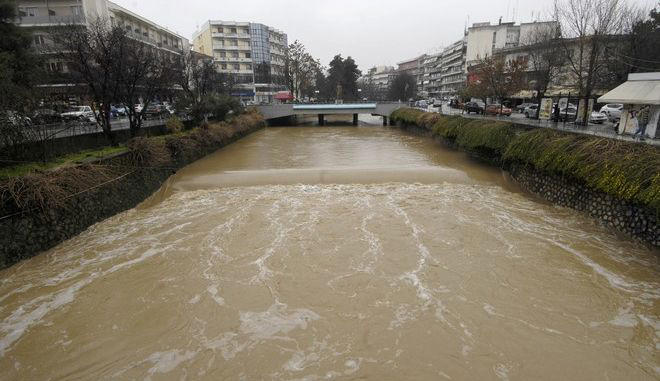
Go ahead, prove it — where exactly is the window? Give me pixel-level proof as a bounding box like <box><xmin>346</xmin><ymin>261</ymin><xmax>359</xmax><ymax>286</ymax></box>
<box><xmin>217</xmin><ymin>27</ymin><xmax>223</xmax><ymax>33</ymax></box>
<box><xmin>230</xmin><ymin>40</ymin><xmax>237</xmax><ymax>46</ymax></box>
<box><xmin>48</xmin><ymin>9</ymin><xmax>56</xmax><ymax>16</ymax></box>
<box><xmin>245</xmin><ymin>52</ymin><xmax>251</xmax><ymax>58</ymax></box>
<box><xmin>230</xmin><ymin>28</ymin><xmax>237</xmax><ymax>34</ymax></box>
<box><xmin>48</xmin><ymin>62</ymin><xmax>63</xmax><ymax>72</ymax></box>
<box><xmin>220</xmin><ymin>51</ymin><xmax>226</xmax><ymax>58</ymax></box>
<box><xmin>33</xmin><ymin>35</ymin><xmax>45</xmax><ymax>46</ymax></box>
<box><xmin>221</xmin><ymin>63</ymin><xmax>227</xmax><ymax>69</ymax></box>
<box><xmin>233</xmin><ymin>64</ymin><xmax>240</xmax><ymax>70</ymax></box>
<box><xmin>246</xmin><ymin>64</ymin><xmax>252</xmax><ymax>70</ymax></box>
<box><xmin>232</xmin><ymin>52</ymin><xmax>239</xmax><ymax>58</ymax></box>
<box><xmin>19</xmin><ymin>7</ymin><xmax>38</xmax><ymax>17</ymax></box>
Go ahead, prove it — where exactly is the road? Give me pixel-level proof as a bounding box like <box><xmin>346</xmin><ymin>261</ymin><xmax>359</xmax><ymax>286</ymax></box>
<box><xmin>29</xmin><ymin>116</ymin><xmax>173</xmax><ymax>140</ymax></box>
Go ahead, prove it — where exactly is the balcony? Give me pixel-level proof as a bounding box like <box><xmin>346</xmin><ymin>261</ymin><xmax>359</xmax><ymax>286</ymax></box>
<box><xmin>17</xmin><ymin>13</ymin><xmax>86</xmax><ymax>26</ymax></box>
<box><xmin>215</xmin><ymin>57</ymin><xmax>253</xmax><ymax>63</ymax></box>
<box><xmin>212</xmin><ymin>44</ymin><xmax>250</xmax><ymax>51</ymax></box>
<box><xmin>211</xmin><ymin>32</ymin><xmax>251</xmax><ymax>39</ymax></box>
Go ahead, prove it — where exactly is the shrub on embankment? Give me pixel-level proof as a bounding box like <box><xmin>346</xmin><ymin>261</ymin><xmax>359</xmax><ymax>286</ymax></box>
<box><xmin>390</xmin><ymin>108</ymin><xmax>660</xmax><ymax>216</ymax></box>
<box><xmin>0</xmin><ymin>110</ymin><xmax>265</xmax><ymax>269</ymax></box>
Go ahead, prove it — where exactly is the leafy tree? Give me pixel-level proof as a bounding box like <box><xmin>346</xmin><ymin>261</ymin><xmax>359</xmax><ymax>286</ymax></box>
<box><xmin>326</xmin><ymin>54</ymin><xmax>362</xmax><ymax>101</ymax></box>
<box><xmin>388</xmin><ymin>73</ymin><xmax>416</xmax><ymax>101</ymax></box>
<box><xmin>0</xmin><ymin>0</ymin><xmax>42</xmax><ymax>111</ymax></box>
<box><xmin>602</xmin><ymin>5</ymin><xmax>660</xmax><ymax>87</ymax></box>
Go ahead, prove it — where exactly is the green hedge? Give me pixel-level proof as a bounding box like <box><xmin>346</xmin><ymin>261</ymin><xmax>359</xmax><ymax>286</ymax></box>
<box><xmin>390</xmin><ymin>108</ymin><xmax>660</xmax><ymax>213</ymax></box>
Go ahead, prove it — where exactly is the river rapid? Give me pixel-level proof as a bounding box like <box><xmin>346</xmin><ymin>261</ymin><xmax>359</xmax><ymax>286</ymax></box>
<box><xmin>0</xmin><ymin>125</ymin><xmax>658</xmax><ymax>380</ymax></box>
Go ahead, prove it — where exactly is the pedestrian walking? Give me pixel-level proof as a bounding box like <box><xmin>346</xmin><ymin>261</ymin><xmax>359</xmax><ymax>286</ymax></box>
<box><xmin>631</xmin><ymin>111</ymin><xmax>643</xmax><ymax>140</ymax></box>
<box><xmin>633</xmin><ymin>107</ymin><xmax>651</xmax><ymax>140</ymax></box>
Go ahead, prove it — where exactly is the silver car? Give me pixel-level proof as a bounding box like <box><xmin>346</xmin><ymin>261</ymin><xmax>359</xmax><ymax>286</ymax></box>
<box><xmin>599</xmin><ymin>104</ymin><xmax>623</xmax><ymax>121</ymax></box>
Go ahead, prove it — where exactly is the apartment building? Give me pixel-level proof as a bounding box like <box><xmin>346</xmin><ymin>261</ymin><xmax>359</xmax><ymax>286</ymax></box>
<box><xmin>396</xmin><ymin>55</ymin><xmax>427</xmax><ymax>98</ymax></box>
<box><xmin>420</xmin><ymin>53</ymin><xmax>442</xmax><ymax>99</ymax></box>
<box><xmin>193</xmin><ymin>20</ymin><xmax>288</xmax><ymax>103</ymax></box>
<box><xmin>439</xmin><ymin>37</ymin><xmax>467</xmax><ymax>99</ymax></box>
<box><xmin>465</xmin><ymin>20</ymin><xmax>557</xmax><ymax>69</ymax></box>
<box><xmin>15</xmin><ymin>0</ymin><xmax>190</xmax><ymax>80</ymax></box>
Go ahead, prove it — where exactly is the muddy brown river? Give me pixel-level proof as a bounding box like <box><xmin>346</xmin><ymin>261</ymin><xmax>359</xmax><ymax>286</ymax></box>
<box><xmin>1</xmin><ymin>125</ymin><xmax>659</xmax><ymax>380</ymax></box>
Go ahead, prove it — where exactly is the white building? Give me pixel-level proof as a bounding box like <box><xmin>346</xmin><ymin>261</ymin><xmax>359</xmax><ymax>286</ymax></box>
<box><xmin>193</xmin><ymin>20</ymin><xmax>288</xmax><ymax>103</ymax></box>
<box><xmin>439</xmin><ymin>37</ymin><xmax>467</xmax><ymax>99</ymax></box>
<box><xmin>15</xmin><ymin>0</ymin><xmax>190</xmax><ymax>77</ymax></box>
<box><xmin>465</xmin><ymin>20</ymin><xmax>557</xmax><ymax>68</ymax></box>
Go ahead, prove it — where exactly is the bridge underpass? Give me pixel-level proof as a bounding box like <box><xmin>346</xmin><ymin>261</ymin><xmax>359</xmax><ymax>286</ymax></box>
<box><xmin>255</xmin><ymin>102</ymin><xmax>405</xmax><ymax>126</ymax></box>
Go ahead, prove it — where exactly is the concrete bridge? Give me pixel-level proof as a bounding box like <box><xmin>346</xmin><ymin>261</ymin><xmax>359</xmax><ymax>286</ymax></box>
<box><xmin>255</xmin><ymin>102</ymin><xmax>405</xmax><ymax>126</ymax></box>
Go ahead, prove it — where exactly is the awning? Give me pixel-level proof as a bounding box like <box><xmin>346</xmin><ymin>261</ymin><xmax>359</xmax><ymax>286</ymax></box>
<box><xmin>598</xmin><ymin>72</ymin><xmax>660</xmax><ymax>105</ymax></box>
<box><xmin>274</xmin><ymin>91</ymin><xmax>293</xmax><ymax>100</ymax></box>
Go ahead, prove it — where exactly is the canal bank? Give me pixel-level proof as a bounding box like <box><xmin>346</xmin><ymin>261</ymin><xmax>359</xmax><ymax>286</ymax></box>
<box><xmin>0</xmin><ymin>111</ymin><xmax>265</xmax><ymax>269</ymax></box>
<box><xmin>390</xmin><ymin>108</ymin><xmax>660</xmax><ymax>247</ymax></box>
<box><xmin>0</xmin><ymin>124</ymin><xmax>657</xmax><ymax>380</ymax></box>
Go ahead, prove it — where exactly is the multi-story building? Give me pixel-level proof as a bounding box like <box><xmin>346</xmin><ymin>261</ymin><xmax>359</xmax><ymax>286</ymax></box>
<box><xmin>15</xmin><ymin>0</ymin><xmax>190</xmax><ymax>84</ymax></box>
<box><xmin>359</xmin><ymin>65</ymin><xmax>396</xmax><ymax>100</ymax></box>
<box><xmin>396</xmin><ymin>54</ymin><xmax>427</xmax><ymax>98</ymax></box>
<box><xmin>193</xmin><ymin>20</ymin><xmax>288</xmax><ymax>103</ymax></box>
<box><xmin>420</xmin><ymin>53</ymin><xmax>442</xmax><ymax>99</ymax></box>
<box><xmin>439</xmin><ymin>37</ymin><xmax>467</xmax><ymax>99</ymax></box>
<box><xmin>465</xmin><ymin>20</ymin><xmax>557</xmax><ymax>69</ymax></box>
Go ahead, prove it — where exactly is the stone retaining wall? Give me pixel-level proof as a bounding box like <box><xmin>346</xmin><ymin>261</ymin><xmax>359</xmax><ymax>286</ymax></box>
<box><xmin>0</xmin><ymin>118</ymin><xmax>264</xmax><ymax>269</ymax></box>
<box><xmin>396</xmin><ymin>122</ymin><xmax>659</xmax><ymax>247</ymax></box>
<box><xmin>508</xmin><ymin>164</ymin><xmax>659</xmax><ymax>246</ymax></box>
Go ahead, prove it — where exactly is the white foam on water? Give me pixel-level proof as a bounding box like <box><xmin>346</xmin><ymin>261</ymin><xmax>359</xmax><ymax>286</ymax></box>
<box><xmin>145</xmin><ymin>349</ymin><xmax>197</xmax><ymax>376</ymax></box>
<box><xmin>609</xmin><ymin>303</ymin><xmax>638</xmax><ymax>328</ymax></box>
<box><xmin>206</xmin><ymin>285</ymin><xmax>225</xmax><ymax>306</ymax></box>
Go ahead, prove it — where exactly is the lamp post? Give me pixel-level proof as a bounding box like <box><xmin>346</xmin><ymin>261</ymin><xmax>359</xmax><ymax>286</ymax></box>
<box><xmin>358</xmin><ymin>88</ymin><xmax>362</xmax><ymax>102</ymax></box>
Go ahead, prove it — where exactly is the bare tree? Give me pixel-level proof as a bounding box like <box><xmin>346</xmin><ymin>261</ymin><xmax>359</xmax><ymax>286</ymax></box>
<box><xmin>53</xmin><ymin>19</ymin><xmax>124</xmax><ymax>144</ymax></box>
<box><xmin>173</xmin><ymin>51</ymin><xmax>215</xmax><ymax>120</ymax></box>
<box><xmin>115</xmin><ymin>38</ymin><xmax>175</xmax><ymax>136</ymax></box>
<box><xmin>553</xmin><ymin>0</ymin><xmax>630</xmax><ymax>123</ymax></box>
<box><xmin>472</xmin><ymin>55</ymin><xmax>527</xmax><ymax>107</ymax></box>
<box><xmin>285</xmin><ymin>41</ymin><xmax>321</xmax><ymax>100</ymax></box>
<box><xmin>521</xmin><ymin>22</ymin><xmax>564</xmax><ymax>117</ymax></box>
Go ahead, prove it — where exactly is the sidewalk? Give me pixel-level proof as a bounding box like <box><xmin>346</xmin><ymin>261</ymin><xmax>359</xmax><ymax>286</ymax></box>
<box><xmin>420</xmin><ymin>105</ymin><xmax>660</xmax><ymax>147</ymax></box>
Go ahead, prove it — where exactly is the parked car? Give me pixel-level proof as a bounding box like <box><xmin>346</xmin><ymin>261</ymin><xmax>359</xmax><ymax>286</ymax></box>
<box><xmin>143</xmin><ymin>104</ymin><xmax>168</xmax><ymax>119</ymax></box>
<box><xmin>599</xmin><ymin>103</ymin><xmax>623</xmax><ymax>121</ymax></box>
<box><xmin>32</xmin><ymin>109</ymin><xmax>62</xmax><ymax>124</ymax></box>
<box><xmin>515</xmin><ymin>103</ymin><xmax>535</xmax><ymax>113</ymax></box>
<box><xmin>589</xmin><ymin>111</ymin><xmax>608</xmax><ymax>124</ymax></box>
<box><xmin>114</xmin><ymin>105</ymin><xmax>127</xmax><ymax>117</ymax></box>
<box><xmin>485</xmin><ymin>104</ymin><xmax>512</xmax><ymax>116</ymax></box>
<box><xmin>558</xmin><ymin>106</ymin><xmax>578</xmax><ymax>121</ymax></box>
<box><xmin>523</xmin><ymin>104</ymin><xmax>539</xmax><ymax>118</ymax></box>
<box><xmin>463</xmin><ymin>101</ymin><xmax>484</xmax><ymax>114</ymax></box>
<box><xmin>61</xmin><ymin>106</ymin><xmax>95</xmax><ymax>122</ymax></box>
<box><xmin>415</xmin><ymin>100</ymin><xmax>428</xmax><ymax>109</ymax></box>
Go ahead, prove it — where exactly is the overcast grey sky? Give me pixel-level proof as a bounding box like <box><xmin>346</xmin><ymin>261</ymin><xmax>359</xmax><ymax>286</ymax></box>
<box><xmin>113</xmin><ymin>0</ymin><xmax>553</xmax><ymax>71</ymax></box>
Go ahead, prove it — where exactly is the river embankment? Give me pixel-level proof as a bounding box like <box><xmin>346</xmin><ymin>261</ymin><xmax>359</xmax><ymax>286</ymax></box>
<box><xmin>390</xmin><ymin>108</ymin><xmax>660</xmax><ymax>247</ymax></box>
<box><xmin>0</xmin><ymin>111</ymin><xmax>265</xmax><ymax>269</ymax></box>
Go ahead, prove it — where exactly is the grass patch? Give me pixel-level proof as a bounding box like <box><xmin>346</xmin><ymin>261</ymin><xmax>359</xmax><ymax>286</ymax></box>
<box><xmin>0</xmin><ymin>146</ymin><xmax>128</xmax><ymax>179</ymax></box>
<box><xmin>391</xmin><ymin>107</ymin><xmax>660</xmax><ymax>213</ymax></box>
